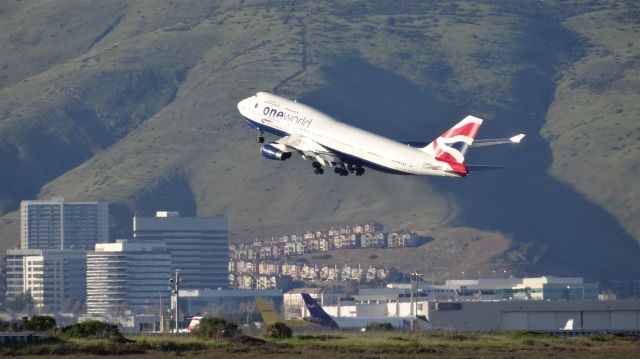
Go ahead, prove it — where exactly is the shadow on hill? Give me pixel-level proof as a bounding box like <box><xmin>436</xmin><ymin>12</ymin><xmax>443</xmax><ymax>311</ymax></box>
<box><xmin>302</xmin><ymin>53</ymin><xmax>639</xmax><ymax>281</ymax></box>
<box><xmin>109</xmin><ymin>174</ymin><xmax>197</xmax><ymax>239</ymax></box>
<box><xmin>0</xmin><ymin>66</ymin><xmax>188</xmax><ymax>217</ymax></box>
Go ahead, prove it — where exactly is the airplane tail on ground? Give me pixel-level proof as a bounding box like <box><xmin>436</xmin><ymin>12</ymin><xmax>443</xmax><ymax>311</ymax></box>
<box><xmin>256</xmin><ymin>296</ymin><xmax>285</xmax><ymax>324</ymax></box>
<box><xmin>186</xmin><ymin>316</ymin><xmax>203</xmax><ymax>332</ymax></box>
<box><xmin>301</xmin><ymin>293</ymin><xmax>339</xmax><ymax>329</ymax></box>
<box><xmin>420</xmin><ymin>115</ymin><xmax>483</xmax><ymax>164</ymax></box>
<box><xmin>562</xmin><ymin>318</ymin><xmax>575</xmax><ymax>331</ymax></box>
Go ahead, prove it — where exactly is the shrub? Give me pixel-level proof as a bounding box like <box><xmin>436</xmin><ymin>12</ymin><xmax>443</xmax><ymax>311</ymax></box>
<box><xmin>62</xmin><ymin>320</ymin><xmax>124</xmax><ymax>340</ymax></box>
<box><xmin>261</xmin><ymin>322</ymin><xmax>292</xmax><ymax>339</ymax></box>
<box><xmin>23</xmin><ymin>315</ymin><xmax>56</xmax><ymax>332</ymax></box>
<box><xmin>192</xmin><ymin>317</ymin><xmax>239</xmax><ymax>340</ymax></box>
<box><xmin>365</xmin><ymin>322</ymin><xmax>394</xmax><ymax>331</ymax></box>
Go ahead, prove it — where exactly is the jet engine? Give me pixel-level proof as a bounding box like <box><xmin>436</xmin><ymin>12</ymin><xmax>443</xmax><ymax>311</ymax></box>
<box><xmin>260</xmin><ymin>143</ymin><xmax>292</xmax><ymax>161</ymax></box>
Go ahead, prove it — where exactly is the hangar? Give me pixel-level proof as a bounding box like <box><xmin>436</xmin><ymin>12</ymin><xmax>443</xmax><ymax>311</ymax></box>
<box><xmin>425</xmin><ymin>300</ymin><xmax>640</xmax><ymax>332</ymax></box>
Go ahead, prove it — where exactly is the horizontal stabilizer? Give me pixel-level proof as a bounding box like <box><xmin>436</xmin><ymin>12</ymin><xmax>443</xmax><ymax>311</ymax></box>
<box><xmin>472</xmin><ymin>134</ymin><xmax>525</xmax><ymax>147</ymax></box>
<box><xmin>466</xmin><ymin>164</ymin><xmax>508</xmax><ymax>171</ymax></box>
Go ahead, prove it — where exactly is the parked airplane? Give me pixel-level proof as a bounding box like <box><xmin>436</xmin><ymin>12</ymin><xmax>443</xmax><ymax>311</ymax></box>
<box><xmin>179</xmin><ymin>316</ymin><xmax>202</xmax><ymax>333</ymax></box>
<box><xmin>300</xmin><ymin>293</ymin><xmax>431</xmax><ymax>331</ymax></box>
<box><xmin>255</xmin><ymin>296</ymin><xmax>313</xmax><ymax>328</ymax></box>
<box><xmin>237</xmin><ymin>92</ymin><xmax>524</xmax><ymax>177</ymax></box>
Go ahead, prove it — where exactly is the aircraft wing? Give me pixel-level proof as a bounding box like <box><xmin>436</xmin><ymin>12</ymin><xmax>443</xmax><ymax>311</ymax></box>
<box><xmin>471</xmin><ymin>134</ymin><xmax>525</xmax><ymax>147</ymax></box>
<box><xmin>275</xmin><ymin>134</ymin><xmax>341</xmax><ymax>166</ymax></box>
<box><xmin>400</xmin><ymin>134</ymin><xmax>525</xmax><ymax>148</ymax></box>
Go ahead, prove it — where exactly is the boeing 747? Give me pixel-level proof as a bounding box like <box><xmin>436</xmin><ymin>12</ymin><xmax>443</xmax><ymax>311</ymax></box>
<box><xmin>237</xmin><ymin>92</ymin><xmax>524</xmax><ymax>177</ymax></box>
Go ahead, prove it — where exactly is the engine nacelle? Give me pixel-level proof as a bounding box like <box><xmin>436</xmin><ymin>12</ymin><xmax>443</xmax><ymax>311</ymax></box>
<box><xmin>260</xmin><ymin>144</ymin><xmax>292</xmax><ymax>161</ymax></box>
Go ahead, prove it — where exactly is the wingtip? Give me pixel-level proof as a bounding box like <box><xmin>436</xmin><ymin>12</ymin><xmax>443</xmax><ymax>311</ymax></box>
<box><xmin>510</xmin><ymin>134</ymin><xmax>525</xmax><ymax>143</ymax></box>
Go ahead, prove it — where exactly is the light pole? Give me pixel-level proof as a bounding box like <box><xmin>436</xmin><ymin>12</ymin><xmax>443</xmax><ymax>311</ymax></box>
<box><xmin>170</xmin><ymin>269</ymin><xmax>182</xmax><ymax>333</ymax></box>
<box><xmin>410</xmin><ymin>271</ymin><xmax>422</xmax><ymax>331</ymax></box>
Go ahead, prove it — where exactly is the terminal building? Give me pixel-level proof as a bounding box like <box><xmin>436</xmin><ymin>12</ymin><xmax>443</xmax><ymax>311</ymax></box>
<box><xmin>86</xmin><ymin>240</ymin><xmax>171</xmax><ymax>317</ymax></box>
<box><xmin>280</xmin><ymin>277</ymin><xmax>638</xmax><ymax>332</ymax></box>
<box><xmin>444</xmin><ymin>276</ymin><xmax>599</xmax><ymax>300</ymax></box>
<box><xmin>133</xmin><ymin>211</ymin><xmax>228</xmax><ymax>290</ymax></box>
<box><xmin>423</xmin><ymin>300</ymin><xmax>640</xmax><ymax>331</ymax></box>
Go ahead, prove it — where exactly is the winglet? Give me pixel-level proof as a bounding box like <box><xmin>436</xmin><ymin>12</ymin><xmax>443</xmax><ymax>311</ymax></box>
<box><xmin>510</xmin><ymin>134</ymin><xmax>525</xmax><ymax>143</ymax></box>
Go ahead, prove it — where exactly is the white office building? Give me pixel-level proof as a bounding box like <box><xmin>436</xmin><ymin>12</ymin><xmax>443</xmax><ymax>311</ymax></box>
<box><xmin>20</xmin><ymin>250</ymin><xmax>87</xmax><ymax>312</ymax></box>
<box><xmin>133</xmin><ymin>212</ymin><xmax>228</xmax><ymax>290</ymax></box>
<box><xmin>5</xmin><ymin>249</ymin><xmax>43</xmax><ymax>301</ymax></box>
<box><xmin>86</xmin><ymin>240</ymin><xmax>171</xmax><ymax>317</ymax></box>
<box><xmin>21</xmin><ymin>198</ymin><xmax>109</xmax><ymax>250</ymax></box>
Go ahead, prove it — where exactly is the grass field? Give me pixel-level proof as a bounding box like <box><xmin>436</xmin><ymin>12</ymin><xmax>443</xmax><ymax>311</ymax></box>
<box><xmin>2</xmin><ymin>331</ymin><xmax>638</xmax><ymax>358</ymax></box>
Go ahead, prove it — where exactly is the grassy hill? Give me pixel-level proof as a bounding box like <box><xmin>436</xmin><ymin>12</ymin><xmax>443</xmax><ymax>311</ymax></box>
<box><xmin>0</xmin><ymin>1</ymin><xmax>638</xmax><ymax>281</ymax></box>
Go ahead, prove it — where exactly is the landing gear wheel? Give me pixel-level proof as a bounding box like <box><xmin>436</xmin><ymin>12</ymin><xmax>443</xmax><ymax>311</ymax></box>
<box><xmin>355</xmin><ymin>167</ymin><xmax>365</xmax><ymax>176</ymax></box>
<box><xmin>312</xmin><ymin>161</ymin><xmax>321</xmax><ymax>169</ymax></box>
<box><xmin>314</xmin><ymin>168</ymin><xmax>324</xmax><ymax>175</ymax></box>
<box><xmin>257</xmin><ymin>136</ymin><xmax>265</xmax><ymax>143</ymax></box>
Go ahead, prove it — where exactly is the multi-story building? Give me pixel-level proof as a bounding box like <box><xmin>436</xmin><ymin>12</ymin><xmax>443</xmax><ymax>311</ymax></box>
<box><xmin>20</xmin><ymin>198</ymin><xmax>108</xmax><ymax>250</ymax></box>
<box><xmin>361</xmin><ymin>233</ymin><xmax>385</xmax><ymax>248</ymax></box>
<box><xmin>20</xmin><ymin>250</ymin><xmax>87</xmax><ymax>312</ymax></box>
<box><xmin>86</xmin><ymin>240</ymin><xmax>171</xmax><ymax>317</ymax></box>
<box><xmin>5</xmin><ymin>249</ymin><xmax>45</xmax><ymax>301</ymax></box>
<box><xmin>133</xmin><ymin>211</ymin><xmax>228</xmax><ymax>290</ymax></box>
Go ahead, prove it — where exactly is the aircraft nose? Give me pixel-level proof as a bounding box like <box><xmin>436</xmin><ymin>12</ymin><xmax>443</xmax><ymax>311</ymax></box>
<box><xmin>237</xmin><ymin>98</ymin><xmax>249</xmax><ymax>112</ymax></box>
<box><xmin>237</xmin><ymin>97</ymin><xmax>256</xmax><ymax>116</ymax></box>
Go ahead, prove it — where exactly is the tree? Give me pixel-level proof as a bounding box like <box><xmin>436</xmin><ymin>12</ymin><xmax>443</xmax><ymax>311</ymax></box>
<box><xmin>22</xmin><ymin>315</ymin><xmax>56</xmax><ymax>331</ymax></box>
<box><xmin>193</xmin><ymin>317</ymin><xmax>239</xmax><ymax>340</ymax></box>
<box><xmin>261</xmin><ymin>322</ymin><xmax>292</xmax><ymax>339</ymax></box>
<box><xmin>62</xmin><ymin>320</ymin><xmax>123</xmax><ymax>340</ymax></box>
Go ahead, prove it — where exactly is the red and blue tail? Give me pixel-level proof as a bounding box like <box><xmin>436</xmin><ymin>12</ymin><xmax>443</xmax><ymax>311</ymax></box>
<box><xmin>421</xmin><ymin>115</ymin><xmax>483</xmax><ymax>163</ymax></box>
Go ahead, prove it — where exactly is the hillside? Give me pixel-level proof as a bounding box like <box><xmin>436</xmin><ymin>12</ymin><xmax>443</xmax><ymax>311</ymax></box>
<box><xmin>301</xmin><ymin>227</ymin><xmax>521</xmax><ymax>283</ymax></box>
<box><xmin>0</xmin><ymin>1</ymin><xmax>638</xmax><ymax>281</ymax></box>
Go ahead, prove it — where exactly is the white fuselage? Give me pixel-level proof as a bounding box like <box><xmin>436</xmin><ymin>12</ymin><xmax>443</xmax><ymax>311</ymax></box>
<box><xmin>332</xmin><ymin>315</ymin><xmax>412</xmax><ymax>330</ymax></box>
<box><xmin>237</xmin><ymin>92</ymin><xmax>461</xmax><ymax>177</ymax></box>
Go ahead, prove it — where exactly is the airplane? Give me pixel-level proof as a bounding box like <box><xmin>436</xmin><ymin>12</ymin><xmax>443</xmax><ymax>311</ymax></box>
<box><xmin>237</xmin><ymin>92</ymin><xmax>524</xmax><ymax>177</ymax></box>
<box><xmin>186</xmin><ymin>316</ymin><xmax>203</xmax><ymax>332</ymax></box>
<box><xmin>255</xmin><ymin>296</ymin><xmax>314</xmax><ymax>329</ymax></box>
<box><xmin>300</xmin><ymin>293</ymin><xmax>431</xmax><ymax>331</ymax></box>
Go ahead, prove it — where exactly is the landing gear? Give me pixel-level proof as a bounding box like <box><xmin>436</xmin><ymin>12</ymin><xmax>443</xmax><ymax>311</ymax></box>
<box><xmin>334</xmin><ymin>166</ymin><xmax>349</xmax><ymax>176</ymax></box>
<box><xmin>312</xmin><ymin>161</ymin><xmax>324</xmax><ymax>175</ymax></box>
<box><xmin>333</xmin><ymin>164</ymin><xmax>364</xmax><ymax>176</ymax></box>
<box><xmin>256</xmin><ymin>129</ymin><xmax>264</xmax><ymax>143</ymax></box>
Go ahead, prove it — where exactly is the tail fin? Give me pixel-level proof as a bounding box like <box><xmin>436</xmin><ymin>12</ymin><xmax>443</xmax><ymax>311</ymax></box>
<box><xmin>421</xmin><ymin>115</ymin><xmax>483</xmax><ymax>164</ymax></box>
<box><xmin>562</xmin><ymin>318</ymin><xmax>574</xmax><ymax>331</ymax></box>
<box><xmin>301</xmin><ymin>293</ymin><xmax>339</xmax><ymax>329</ymax></box>
<box><xmin>256</xmin><ymin>296</ymin><xmax>284</xmax><ymax>324</ymax></box>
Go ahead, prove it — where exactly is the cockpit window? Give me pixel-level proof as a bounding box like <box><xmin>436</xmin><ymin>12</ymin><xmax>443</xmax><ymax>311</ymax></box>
<box><xmin>254</xmin><ymin>103</ymin><xmax>258</xmax><ymax>108</ymax></box>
